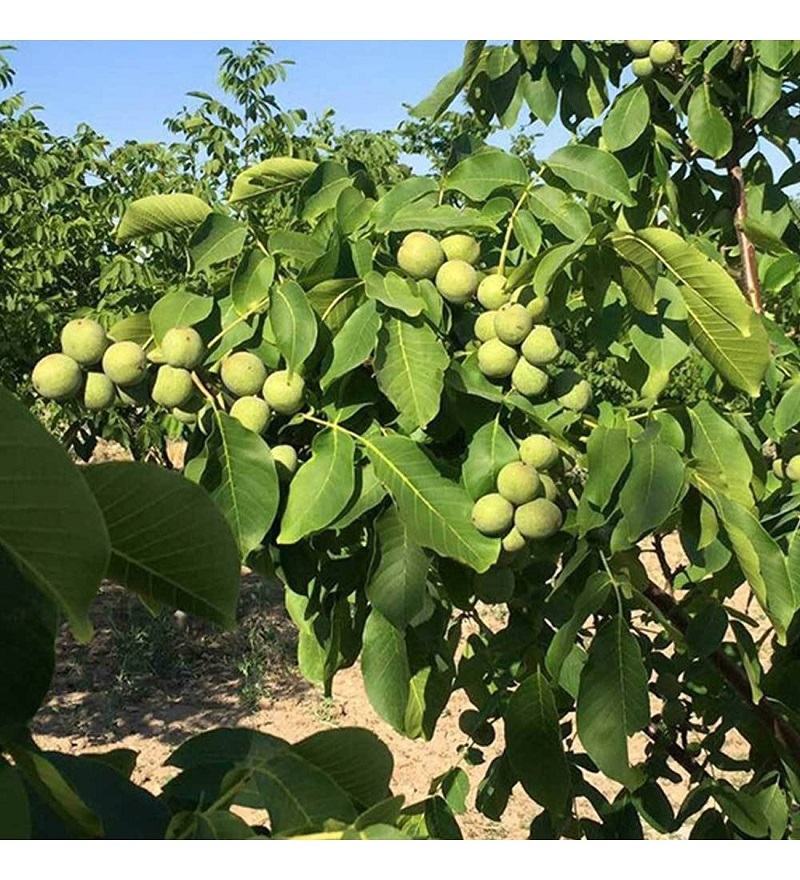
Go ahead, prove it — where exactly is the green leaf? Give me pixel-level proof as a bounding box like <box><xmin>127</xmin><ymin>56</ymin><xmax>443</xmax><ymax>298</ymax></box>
<box><xmin>688</xmin><ymin>85</ymin><xmax>733</xmax><ymax>159</ymax></box>
<box><xmin>582</xmin><ymin>426</ymin><xmax>631</xmax><ymax>510</ymax></box>
<box><xmin>576</xmin><ymin>617</ymin><xmax>649</xmax><ymax>789</ymax></box>
<box><xmin>774</xmin><ymin>383</ymin><xmax>800</xmax><ymax>437</ymax></box>
<box><xmin>385</xmin><ymin>203</ymin><xmax>496</xmax><ymax>233</ymax></box>
<box><xmin>0</xmin><ymin>386</ymin><xmax>109</xmax><ymax>641</ymax></box>
<box><xmin>292</xmin><ymin>728</ymin><xmax>393</xmax><ymax>809</ymax></box>
<box><xmin>149</xmin><ymin>290</ymin><xmax>214</xmax><ymax>345</ymax></box>
<box><xmin>82</xmin><ymin>462</ymin><xmax>240</xmax><ymax>628</ymax></box>
<box><xmin>528</xmin><ymin>185</ymin><xmax>592</xmax><ymax>240</ymax></box>
<box><xmin>108</xmin><ymin>313</ymin><xmax>151</xmax><ymax>346</ymax></box>
<box><xmin>189</xmin><ymin>213</ymin><xmax>248</xmax><ymax>273</ymax></box>
<box><xmin>505</xmin><ymin>671</ymin><xmax>572</xmax><ymax>815</ymax></box>
<box><xmin>689</xmin><ymin>401</ymin><xmax>754</xmax><ymax>506</ymax></box>
<box><xmin>602</xmin><ymin>85</ymin><xmax>650</xmax><ymax>152</ymax></box>
<box><xmin>371</xmin><ymin>178</ymin><xmax>438</xmax><ymax>234</ymax></box>
<box><xmin>513</xmin><ymin>210</ymin><xmax>542</xmax><ymax>256</ymax></box>
<box><xmin>278</xmin><ymin>429</ymin><xmax>356</xmax><ymax>544</ymax></box>
<box><xmin>229</xmin><ymin>157</ymin><xmax>317</xmax><ymax>204</ymax></box>
<box><xmin>270</xmin><ymin>280</ymin><xmax>319</xmax><ymax>374</ymax></box>
<box><xmin>299</xmin><ymin>161</ymin><xmax>352</xmax><ymax>222</ymax></box>
<box><xmin>686</xmin><ymin>603</ymin><xmax>728</xmax><ymax>657</ymax></box>
<box><xmin>320</xmin><ymin>299</ymin><xmax>381</xmax><ymax>390</ymax></box>
<box><xmin>748</xmin><ymin>62</ymin><xmax>783</xmax><ymax>119</ymax></box>
<box><xmin>169</xmin><ymin>811</ymin><xmax>256</xmax><ymax>839</ymax></box>
<box><xmin>365</xmin><ymin>271</ymin><xmax>423</xmax><ymax>317</ymax></box>
<box><xmin>374</xmin><ymin>312</ymin><xmax>449</xmax><ymax>431</ymax></box>
<box><xmin>435</xmin><ymin>768</ymin><xmax>469</xmax><ymax>815</ymax></box>
<box><xmin>367</xmin><ymin>507</ymin><xmax>430</xmax><ymax>630</ymax></box>
<box><xmin>410</xmin><ymin>40</ymin><xmax>486</xmax><ymax>120</ymax></box>
<box><xmin>200</xmin><ymin>412</ymin><xmax>280</xmax><ymax>561</ymax></box>
<box><xmin>115</xmin><ymin>193</ymin><xmax>211</xmax><ymax>242</ymax></box>
<box><xmin>269</xmin><ymin>230</ymin><xmax>324</xmax><ymax>264</ymax></box>
<box><xmin>619</xmin><ymin>436</ymin><xmax>685</xmax><ymax>543</ymax></box>
<box><xmin>443</xmin><ymin>149</ymin><xmax>529</xmax><ymax>201</ymax></box>
<box><xmin>231</xmin><ymin>247</ymin><xmax>274</xmax><ymax>317</ymax></box>
<box><xmin>753</xmin><ymin>40</ymin><xmax>795</xmax><ymax>72</ymax></box>
<box><xmin>0</xmin><ymin>551</ymin><xmax>57</xmax><ymax>727</ymax></box>
<box><xmin>336</xmin><ymin>187</ymin><xmax>373</xmax><ymax>235</ymax></box>
<box><xmin>545</xmin><ymin>145</ymin><xmax>634</xmax><ymax>206</ymax></box>
<box><xmin>730</xmin><ymin>620</ymin><xmax>763</xmax><ymax>704</ymax></box>
<box><xmin>361</xmin><ymin>609</ymin><xmax>410</xmax><ymax>731</ymax></box>
<box><xmin>712</xmin><ymin>781</ymin><xmax>769</xmax><ymax>838</ymax></box>
<box><xmin>611</xmin><ymin>228</ymin><xmax>769</xmax><ymax>395</ymax></box>
<box><xmin>461</xmin><ymin>418</ymin><xmax>519</xmax><ymax>501</ymax></box>
<box><xmin>0</xmin><ymin>759</ymin><xmax>30</xmax><ymax>839</ymax></box>
<box><xmin>330</xmin><ymin>461</ymin><xmax>388</xmax><ymax>531</ymax></box>
<box><xmin>703</xmin><ymin>488</ymin><xmax>795</xmax><ymax>640</ymax></box>
<box><xmin>545</xmin><ymin>572</ymin><xmax>611</xmax><ymax>680</ymax></box>
<box><xmin>364</xmin><ymin>432</ymin><xmax>499</xmax><ymax>572</ymax></box>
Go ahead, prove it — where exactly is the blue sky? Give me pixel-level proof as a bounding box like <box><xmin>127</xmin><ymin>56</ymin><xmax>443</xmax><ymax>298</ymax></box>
<box><xmin>10</xmin><ymin>42</ymin><xmax>471</xmax><ymax>142</ymax></box>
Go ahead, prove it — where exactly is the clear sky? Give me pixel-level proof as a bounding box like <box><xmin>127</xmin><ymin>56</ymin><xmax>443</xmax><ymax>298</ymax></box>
<box><xmin>9</xmin><ymin>42</ymin><xmax>471</xmax><ymax>142</ymax></box>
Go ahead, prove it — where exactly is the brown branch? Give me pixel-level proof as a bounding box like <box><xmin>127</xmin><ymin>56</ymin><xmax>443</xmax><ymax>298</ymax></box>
<box><xmin>643</xmin><ymin>580</ymin><xmax>800</xmax><ymax>768</ymax></box>
<box><xmin>726</xmin><ymin>157</ymin><xmax>763</xmax><ymax>314</ymax></box>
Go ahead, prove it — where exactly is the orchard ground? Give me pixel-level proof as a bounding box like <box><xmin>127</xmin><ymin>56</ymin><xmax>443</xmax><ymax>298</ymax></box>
<box><xmin>30</xmin><ymin>439</ymin><xmax>761</xmax><ymax>840</ymax></box>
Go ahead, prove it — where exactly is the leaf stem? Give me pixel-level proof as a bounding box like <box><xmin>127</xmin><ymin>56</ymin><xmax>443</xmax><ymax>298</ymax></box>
<box><xmin>498</xmin><ymin>182</ymin><xmax>534</xmax><ymax>277</ymax></box>
<box><xmin>206</xmin><ymin>297</ymin><xmax>269</xmax><ymax>349</ymax></box>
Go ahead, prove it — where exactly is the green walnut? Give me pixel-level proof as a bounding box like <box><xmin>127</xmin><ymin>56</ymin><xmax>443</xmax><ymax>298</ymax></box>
<box><xmin>512</xmin><ymin>285</ymin><xmax>550</xmax><ymax>323</ymax></box>
<box><xmin>471</xmin><ymin>493</ymin><xmax>515</xmax><ymax>536</ymax></box>
<box><xmin>626</xmin><ymin>40</ymin><xmax>654</xmax><ymax>56</ymax></box>
<box><xmin>553</xmin><ymin>370</ymin><xmax>593</xmax><ymax>412</ymax></box>
<box><xmin>474</xmin><ymin>568</ymin><xmax>514</xmax><ymax>604</ymax></box>
<box><xmin>60</xmin><ymin>318</ymin><xmax>108</xmax><ymax>366</ymax></box>
<box><xmin>515</xmin><ymin>497</ymin><xmax>563</xmax><ymax>540</ymax></box>
<box><xmin>649</xmin><ymin>40</ymin><xmax>676</xmax><ymax>67</ymax></box>
<box><xmin>435</xmin><ymin>259</ymin><xmax>478</xmax><ymax>304</ymax></box>
<box><xmin>271</xmin><ymin>444</ymin><xmax>299</xmax><ymax>482</ymax></box>
<box><xmin>511</xmin><ymin>359</ymin><xmax>549</xmax><ymax>398</ymax></box>
<box><xmin>474</xmin><ymin>310</ymin><xmax>498</xmax><ymax>342</ymax></box>
<box><xmin>494</xmin><ymin>303</ymin><xmax>533</xmax><ymax>346</ymax></box>
<box><xmin>151</xmin><ymin>365</ymin><xmax>194</xmax><ymax>408</ymax></box>
<box><xmin>397</xmin><ymin>231</ymin><xmax>445</xmax><ymax>280</ymax></box>
<box><xmin>501</xmin><ymin>527</ymin><xmax>527</xmax><ymax>555</ymax></box>
<box><xmin>772</xmin><ymin>458</ymin><xmax>785</xmax><ymax>479</ymax></box>
<box><xmin>102</xmin><ymin>341</ymin><xmax>148</xmax><ymax>387</ymax></box>
<box><xmin>441</xmin><ymin>233</ymin><xmax>480</xmax><ymax>265</ymax></box>
<box><xmin>230</xmin><ymin>395</ymin><xmax>271</xmax><ymax>434</ymax></box>
<box><xmin>161</xmin><ymin>326</ymin><xmax>205</xmax><ymax>370</ymax></box>
<box><xmin>497</xmin><ymin>461</ymin><xmax>541</xmax><ymax>506</ymax></box>
<box><xmin>221</xmin><ymin>351</ymin><xmax>268</xmax><ymax>398</ymax></box>
<box><xmin>477</xmin><ymin>339</ymin><xmax>518</xmax><ymax>379</ymax></box>
<box><xmin>786</xmin><ymin>454</ymin><xmax>800</xmax><ymax>481</ymax></box>
<box><xmin>263</xmin><ymin>370</ymin><xmax>305</xmax><ymax>415</ymax></box>
<box><xmin>632</xmin><ymin>57</ymin><xmax>655</xmax><ymax>78</ymax></box>
<box><xmin>32</xmin><ymin>353</ymin><xmax>83</xmax><ymax>401</ymax></box>
<box><xmin>477</xmin><ymin>274</ymin><xmax>510</xmax><ymax>310</ymax></box>
<box><xmin>521</xmin><ymin>326</ymin><xmax>563</xmax><ymax>366</ymax></box>
<box><xmin>82</xmin><ymin>372</ymin><xmax>116</xmax><ymax>411</ymax></box>
<box><xmin>519</xmin><ymin>434</ymin><xmax>559</xmax><ymax>470</ymax></box>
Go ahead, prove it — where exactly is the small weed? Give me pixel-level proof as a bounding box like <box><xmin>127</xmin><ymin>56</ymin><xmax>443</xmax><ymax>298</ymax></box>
<box><xmin>236</xmin><ymin>618</ymin><xmax>284</xmax><ymax>713</ymax></box>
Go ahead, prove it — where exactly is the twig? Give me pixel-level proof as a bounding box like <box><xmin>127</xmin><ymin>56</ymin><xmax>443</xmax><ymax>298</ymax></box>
<box><xmin>726</xmin><ymin>155</ymin><xmax>763</xmax><ymax>314</ymax></box>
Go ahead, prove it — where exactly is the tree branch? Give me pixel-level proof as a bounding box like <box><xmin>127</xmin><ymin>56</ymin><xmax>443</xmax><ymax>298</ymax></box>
<box><xmin>726</xmin><ymin>157</ymin><xmax>762</xmax><ymax>314</ymax></box>
<box><xmin>643</xmin><ymin>580</ymin><xmax>800</xmax><ymax>768</ymax></box>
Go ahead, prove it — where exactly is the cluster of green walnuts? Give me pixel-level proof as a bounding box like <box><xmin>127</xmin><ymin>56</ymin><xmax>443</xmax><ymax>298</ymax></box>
<box><xmin>624</xmin><ymin>39</ymin><xmax>678</xmax><ymax>79</ymax></box>
<box><xmin>395</xmin><ymin>230</ymin><xmax>592</xmax><ymax>412</ymax></box>
<box><xmin>471</xmin><ymin>434</ymin><xmax>565</xmax><ymax>556</ymax></box>
<box><xmin>31</xmin><ymin>319</ymin><xmax>302</xmax><ymax>479</ymax></box>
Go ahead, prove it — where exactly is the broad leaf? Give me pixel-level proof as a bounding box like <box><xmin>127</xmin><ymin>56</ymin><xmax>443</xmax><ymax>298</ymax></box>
<box><xmin>270</xmin><ymin>280</ymin><xmax>319</xmax><ymax>374</ymax></box>
<box><xmin>231</xmin><ymin>247</ymin><xmax>274</xmax><ymax>316</ymax></box>
<box><xmin>528</xmin><ymin>185</ymin><xmax>592</xmax><ymax>240</ymax></box>
<box><xmin>443</xmin><ymin>150</ymin><xmax>529</xmax><ymax>201</ymax></box>
<box><xmin>545</xmin><ymin>572</ymin><xmax>611</xmax><ymax>680</ymax></box>
<box><xmin>0</xmin><ymin>386</ymin><xmax>109</xmax><ymax>641</ymax></box>
<box><xmin>189</xmin><ymin>213</ymin><xmax>248</xmax><ymax>273</ymax></box>
<box><xmin>774</xmin><ymin>383</ymin><xmax>800</xmax><ymax>437</ymax></box>
<box><xmin>371</xmin><ymin>178</ymin><xmax>438</xmax><ymax>234</ymax></box>
<box><xmin>619</xmin><ymin>436</ymin><xmax>685</xmax><ymax>543</ymax></box>
<box><xmin>365</xmin><ymin>271</ymin><xmax>423</xmax><ymax>317</ymax></box>
<box><xmin>320</xmin><ymin>299</ymin><xmax>381</xmax><ymax>390</ymax></box>
<box><xmin>367</xmin><ymin>507</ymin><xmax>429</xmax><ymax>630</ymax></box>
<box><xmin>278</xmin><ymin>429</ymin><xmax>356</xmax><ymax>544</ymax></box>
<box><xmin>374</xmin><ymin>312</ymin><xmax>449</xmax><ymax>431</ymax></box>
<box><xmin>115</xmin><ymin>193</ymin><xmax>211</xmax><ymax>242</ymax></box>
<box><xmin>582</xmin><ymin>425</ymin><xmax>630</xmax><ymax>510</ymax></box>
<box><xmin>410</xmin><ymin>40</ymin><xmax>486</xmax><ymax>120</ymax></box>
<box><xmin>83</xmin><ymin>462</ymin><xmax>240</xmax><ymax>628</ymax></box>
<box><xmin>108</xmin><ymin>314</ymin><xmax>151</xmax><ymax>346</ymax></box>
<box><xmin>0</xmin><ymin>759</ymin><xmax>30</xmax><ymax>839</ymax></box>
<box><xmin>576</xmin><ymin>617</ymin><xmax>649</xmax><ymax>789</ymax></box>
<box><xmin>688</xmin><ymin>85</ymin><xmax>733</xmax><ymax>159</ymax></box>
<box><xmin>200</xmin><ymin>412</ymin><xmax>280</xmax><ymax>560</ymax></box>
<box><xmin>545</xmin><ymin>145</ymin><xmax>634</xmax><ymax>205</ymax></box>
<box><xmin>364</xmin><ymin>432</ymin><xmax>499</xmax><ymax>572</ymax></box>
<box><xmin>150</xmin><ymin>290</ymin><xmax>214</xmax><ymax>345</ymax></box>
<box><xmin>229</xmin><ymin>157</ymin><xmax>317</xmax><ymax>204</ymax></box>
<box><xmin>299</xmin><ymin>161</ymin><xmax>352</xmax><ymax>222</ymax></box>
<box><xmin>689</xmin><ymin>401</ymin><xmax>753</xmax><ymax>507</ymax></box>
<box><xmin>602</xmin><ymin>85</ymin><xmax>650</xmax><ymax>152</ymax></box>
<box><xmin>361</xmin><ymin>609</ymin><xmax>410</xmax><ymax>732</ymax></box>
<box><xmin>461</xmin><ymin>419</ymin><xmax>519</xmax><ymax>501</ymax></box>
<box><xmin>505</xmin><ymin>671</ymin><xmax>572</xmax><ymax>815</ymax></box>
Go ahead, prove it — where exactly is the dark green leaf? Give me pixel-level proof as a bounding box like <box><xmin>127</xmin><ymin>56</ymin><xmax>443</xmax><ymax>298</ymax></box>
<box><xmin>189</xmin><ymin>213</ymin><xmax>248</xmax><ymax>273</ymax></box>
<box><xmin>545</xmin><ymin>145</ymin><xmax>635</xmax><ymax>206</ymax></box>
<box><xmin>231</xmin><ymin>247</ymin><xmax>274</xmax><ymax>317</ymax></box>
<box><xmin>270</xmin><ymin>280</ymin><xmax>318</xmax><ymax>374</ymax></box>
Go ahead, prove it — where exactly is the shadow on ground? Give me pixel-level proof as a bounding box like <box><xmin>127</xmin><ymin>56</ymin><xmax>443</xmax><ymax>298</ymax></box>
<box><xmin>33</xmin><ymin>573</ymin><xmax>309</xmax><ymax>747</ymax></box>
